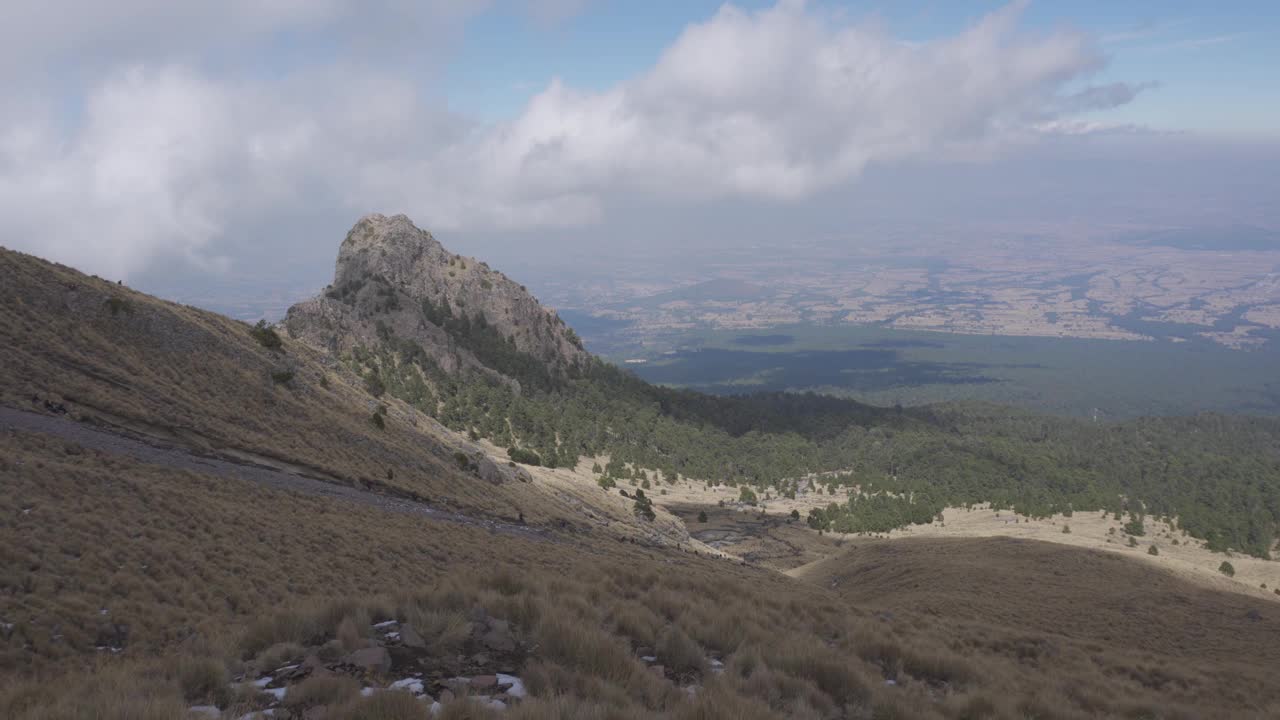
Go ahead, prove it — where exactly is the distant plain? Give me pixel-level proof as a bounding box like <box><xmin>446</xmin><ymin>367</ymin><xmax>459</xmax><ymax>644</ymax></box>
<box><xmin>601</xmin><ymin>323</ymin><xmax>1280</xmax><ymax>418</ymax></box>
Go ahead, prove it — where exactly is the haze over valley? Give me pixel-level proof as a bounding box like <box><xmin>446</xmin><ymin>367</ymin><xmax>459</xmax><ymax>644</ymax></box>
<box><xmin>3</xmin><ymin>2</ymin><xmax>1280</xmax><ymax>719</ymax></box>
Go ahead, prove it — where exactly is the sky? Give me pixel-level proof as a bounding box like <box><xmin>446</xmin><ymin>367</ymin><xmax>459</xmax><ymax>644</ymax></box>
<box><xmin>1</xmin><ymin>0</ymin><xmax>1277</xmax><ymax>308</ymax></box>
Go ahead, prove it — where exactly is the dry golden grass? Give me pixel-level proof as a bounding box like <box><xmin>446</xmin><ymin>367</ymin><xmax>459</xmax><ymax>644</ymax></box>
<box><xmin>5</xmin><ymin>427</ymin><xmax>1280</xmax><ymax>717</ymax></box>
<box><xmin>858</xmin><ymin>504</ymin><xmax>1280</xmax><ymax>600</ymax></box>
<box><xmin>0</xmin><ymin>247</ymin><xmax>573</xmax><ymax>524</ymax></box>
<box><xmin>5</xmin><ymin>246</ymin><xmax>1280</xmax><ymax>717</ymax></box>
<box><xmin>797</xmin><ymin>536</ymin><xmax>1280</xmax><ymax>667</ymax></box>
<box><xmin>0</xmin><ymin>428</ymin><xmax>564</xmax><ymax>674</ymax></box>
<box><xmin>657</xmin><ymin>472</ymin><xmax>1280</xmax><ymax>598</ymax></box>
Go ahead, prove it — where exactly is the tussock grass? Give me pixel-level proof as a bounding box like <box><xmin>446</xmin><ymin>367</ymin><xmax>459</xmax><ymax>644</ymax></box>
<box><xmin>283</xmin><ymin>674</ymin><xmax>361</xmax><ymax>711</ymax></box>
<box><xmin>0</xmin><ymin>247</ymin><xmax>569</xmax><ymax>523</ymax></box>
<box><xmin>656</xmin><ymin>626</ymin><xmax>707</xmax><ymax>677</ymax></box>
<box><xmin>4</xmin><ymin>420</ymin><xmax>1280</xmax><ymax>717</ymax></box>
<box><xmin>332</xmin><ymin>689</ymin><xmax>427</xmax><ymax>719</ymax></box>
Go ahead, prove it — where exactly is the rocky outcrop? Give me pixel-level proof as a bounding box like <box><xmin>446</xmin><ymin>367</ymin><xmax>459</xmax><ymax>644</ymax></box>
<box><xmin>284</xmin><ymin>214</ymin><xmax>587</xmax><ymax>391</ymax></box>
<box><xmin>212</xmin><ymin>615</ymin><xmax>531</xmax><ymax>718</ymax></box>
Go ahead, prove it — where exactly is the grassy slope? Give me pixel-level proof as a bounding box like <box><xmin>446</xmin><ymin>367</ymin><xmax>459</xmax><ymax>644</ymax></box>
<box><xmin>0</xmin><ymin>247</ymin><xmax>584</xmax><ymax>523</ymax></box>
<box><xmin>4</xmin><ymin>246</ymin><xmax>1280</xmax><ymax>717</ymax></box>
<box><xmin>798</xmin><ymin>536</ymin><xmax>1280</xmax><ymax>661</ymax></box>
<box><xmin>5</xmin><ymin>429</ymin><xmax>1280</xmax><ymax>719</ymax></box>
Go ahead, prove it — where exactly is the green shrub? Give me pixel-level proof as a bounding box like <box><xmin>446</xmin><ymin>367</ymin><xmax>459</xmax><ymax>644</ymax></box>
<box><xmin>1148</xmin><ymin>545</ymin><xmax>1159</xmax><ymax>556</ymax></box>
<box><xmin>633</xmin><ymin>490</ymin><xmax>655</xmax><ymax>522</ymax></box>
<box><xmin>271</xmin><ymin>369</ymin><xmax>295</xmax><ymax>385</ymax></box>
<box><xmin>508</xmin><ymin>447</ymin><xmax>543</xmax><ymax>466</ymax></box>
<box><xmin>364</xmin><ymin>373</ymin><xmax>386</xmax><ymax>398</ymax></box>
<box><xmin>370</xmin><ymin>412</ymin><xmax>385</xmax><ymax>430</ymax></box>
<box><xmin>104</xmin><ymin>297</ymin><xmax>134</xmax><ymax>317</ymax></box>
<box><xmin>1123</xmin><ymin>515</ymin><xmax>1146</xmax><ymax>537</ymax></box>
<box><xmin>739</xmin><ymin>486</ymin><xmax>758</xmax><ymax>506</ymax></box>
<box><xmin>697</xmin><ymin>511</ymin><xmax>708</xmax><ymax>523</ymax></box>
<box><xmin>250</xmin><ymin>320</ymin><xmax>283</xmax><ymax>350</ymax></box>
<box><xmin>1219</xmin><ymin>561</ymin><xmax>1236</xmax><ymax>577</ymax></box>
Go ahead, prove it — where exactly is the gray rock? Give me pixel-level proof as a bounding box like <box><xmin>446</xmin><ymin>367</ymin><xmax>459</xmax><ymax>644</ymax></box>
<box><xmin>482</xmin><ymin>619</ymin><xmax>516</xmax><ymax>653</ymax></box>
<box><xmin>283</xmin><ymin>214</ymin><xmax>587</xmax><ymax>397</ymax></box>
<box><xmin>399</xmin><ymin>623</ymin><xmax>427</xmax><ymax>650</ymax></box>
<box><xmin>345</xmin><ymin>646</ymin><xmax>392</xmax><ymax>675</ymax></box>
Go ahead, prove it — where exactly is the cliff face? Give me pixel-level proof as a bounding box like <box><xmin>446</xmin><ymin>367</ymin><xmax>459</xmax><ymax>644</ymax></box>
<box><xmin>284</xmin><ymin>214</ymin><xmax>587</xmax><ymax>389</ymax></box>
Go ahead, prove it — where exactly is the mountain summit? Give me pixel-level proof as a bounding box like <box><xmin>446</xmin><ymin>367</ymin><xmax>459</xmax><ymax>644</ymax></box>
<box><xmin>285</xmin><ymin>214</ymin><xmax>587</xmax><ymax>389</ymax></box>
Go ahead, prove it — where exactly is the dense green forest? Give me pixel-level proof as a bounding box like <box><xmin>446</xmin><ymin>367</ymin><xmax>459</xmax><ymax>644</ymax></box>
<box><xmin>349</xmin><ymin>309</ymin><xmax>1280</xmax><ymax>559</ymax></box>
<box><xmin>617</xmin><ymin>323</ymin><xmax>1280</xmax><ymax>418</ymax></box>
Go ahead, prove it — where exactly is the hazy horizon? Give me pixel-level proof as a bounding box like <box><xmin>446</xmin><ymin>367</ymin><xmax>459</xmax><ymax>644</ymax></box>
<box><xmin>2</xmin><ymin>1</ymin><xmax>1277</xmax><ymax>315</ymax></box>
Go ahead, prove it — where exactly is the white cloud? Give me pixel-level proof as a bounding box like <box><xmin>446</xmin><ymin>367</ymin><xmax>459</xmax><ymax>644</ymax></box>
<box><xmin>0</xmin><ymin>1</ymin><xmax>1146</xmax><ymax>279</ymax></box>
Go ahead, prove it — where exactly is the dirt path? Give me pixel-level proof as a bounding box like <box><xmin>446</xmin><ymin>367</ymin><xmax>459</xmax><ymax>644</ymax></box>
<box><xmin>0</xmin><ymin>405</ymin><xmax>550</xmax><ymax>542</ymax></box>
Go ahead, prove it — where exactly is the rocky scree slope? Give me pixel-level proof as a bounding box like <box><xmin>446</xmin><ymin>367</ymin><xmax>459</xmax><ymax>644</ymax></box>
<box><xmin>285</xmin><ymin>214</ymin><xmax>587</xmax><ymax>392</ymax></box>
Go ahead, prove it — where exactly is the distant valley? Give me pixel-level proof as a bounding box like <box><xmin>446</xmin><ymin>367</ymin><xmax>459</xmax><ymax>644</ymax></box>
<box><xmin>541</xmin><ymin>222</ymin><xmax>1280</xmax><ymax>351</ymax></box>
<box><xmin>4</xmin><ymin>216</ymin><xmax>1280</xmax><ymax>719</ymax></box>
<box><xmin>526</xmin><ymin>223</ymin><xmax>1280</xmax><ymax>418</ymax></box>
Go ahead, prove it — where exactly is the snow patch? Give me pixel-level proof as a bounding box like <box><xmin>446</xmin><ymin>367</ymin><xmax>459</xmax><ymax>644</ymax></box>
<box><xmin>390</xmin><ymin>678</ymin><xmax>425</xmax><ymax>695</ymax></box>
<box><xmin>496</xmin><ymin>673</ymin><xmax>525</xmax><ymax>699</ymax></box>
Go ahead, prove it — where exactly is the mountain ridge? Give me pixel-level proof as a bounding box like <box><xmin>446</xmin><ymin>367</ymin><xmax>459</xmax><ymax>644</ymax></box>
<box><xmin>284</xmin><ymin>214</ymin><xmax>586</xmax><ymax>392</ymax></box>
<box><xmin>4</xmin><ymin>232</ymin><xmax>1280</xmax><ymax>718</ymax></box>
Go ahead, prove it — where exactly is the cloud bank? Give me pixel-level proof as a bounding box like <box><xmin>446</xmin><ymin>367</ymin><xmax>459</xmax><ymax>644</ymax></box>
<box><xmin>0</xmin><ymin>1</ymin><xmax>1147</xmax><ymax>279</ymax></box>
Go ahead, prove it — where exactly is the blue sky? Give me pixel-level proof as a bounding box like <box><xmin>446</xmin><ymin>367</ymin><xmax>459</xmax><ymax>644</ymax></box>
<box><xmin>1</xmin><ymin>0</ymin><xmax>1277</xmax><ymax>292</ymax></box>
<box><xmin>447</xmin><ymin>0</ymin><xmax>1279</xmax><ymax>133</ymax></box>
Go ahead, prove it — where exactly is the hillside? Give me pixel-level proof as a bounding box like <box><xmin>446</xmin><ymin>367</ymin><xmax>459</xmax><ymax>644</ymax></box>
<box><xmin>0</xmin><ymin>245</ymin><xmax>683</xmax><ymax>538</ymax></box>
<box><xmin>3</xmin><ymin>223</ymin><xmax>1280</xmax><ymax>718</ymax></box>
<box><xmin>5</xmin><ymin>422</ymin><xmax>1280</xmax><ymax>718</ymax></box>
<box><xmin>277</xmin><ymin>217</ymin><xmax>1280</xmax><ymax>560</ymax></box>
<box><xmin>797</xmin><ymin>537</ymin><xmax>1280</xmax><ymax>663</ymax></box>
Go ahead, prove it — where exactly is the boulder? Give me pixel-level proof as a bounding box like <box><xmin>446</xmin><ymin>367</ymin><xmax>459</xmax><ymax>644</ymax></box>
<box><xmin>345</xmin><ymin>646</ymin><xmax>392</xmax><ymax>675</ymax></box>
<box><xmin>399</xmin><ymin>623</ymin><xmax>427</xmax><ymax>650</ymax></box>
<box><xmin>482</xmin><ymin>620</ymin><xmax>516</xmax><ymax>653</ymax></box>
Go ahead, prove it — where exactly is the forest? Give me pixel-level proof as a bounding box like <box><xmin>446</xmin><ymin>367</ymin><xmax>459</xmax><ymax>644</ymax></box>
<box><xmin>352</xmin><ymin>311</ymin><xmax>1280</xmax><ymax>559</ymax></box>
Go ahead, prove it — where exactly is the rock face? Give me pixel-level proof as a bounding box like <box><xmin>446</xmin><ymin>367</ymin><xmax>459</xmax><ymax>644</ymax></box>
<box><xmin>284</xmin><ymin>214</ymin><xmax>587</xmax><ymax>391</ymax></box>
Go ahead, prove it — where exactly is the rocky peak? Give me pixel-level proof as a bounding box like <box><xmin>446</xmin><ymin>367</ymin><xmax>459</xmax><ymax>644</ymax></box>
<box><xmin>285</xmin><ymin>214</ymin><xmax>588</xmax><ymax>390</ymax></box>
